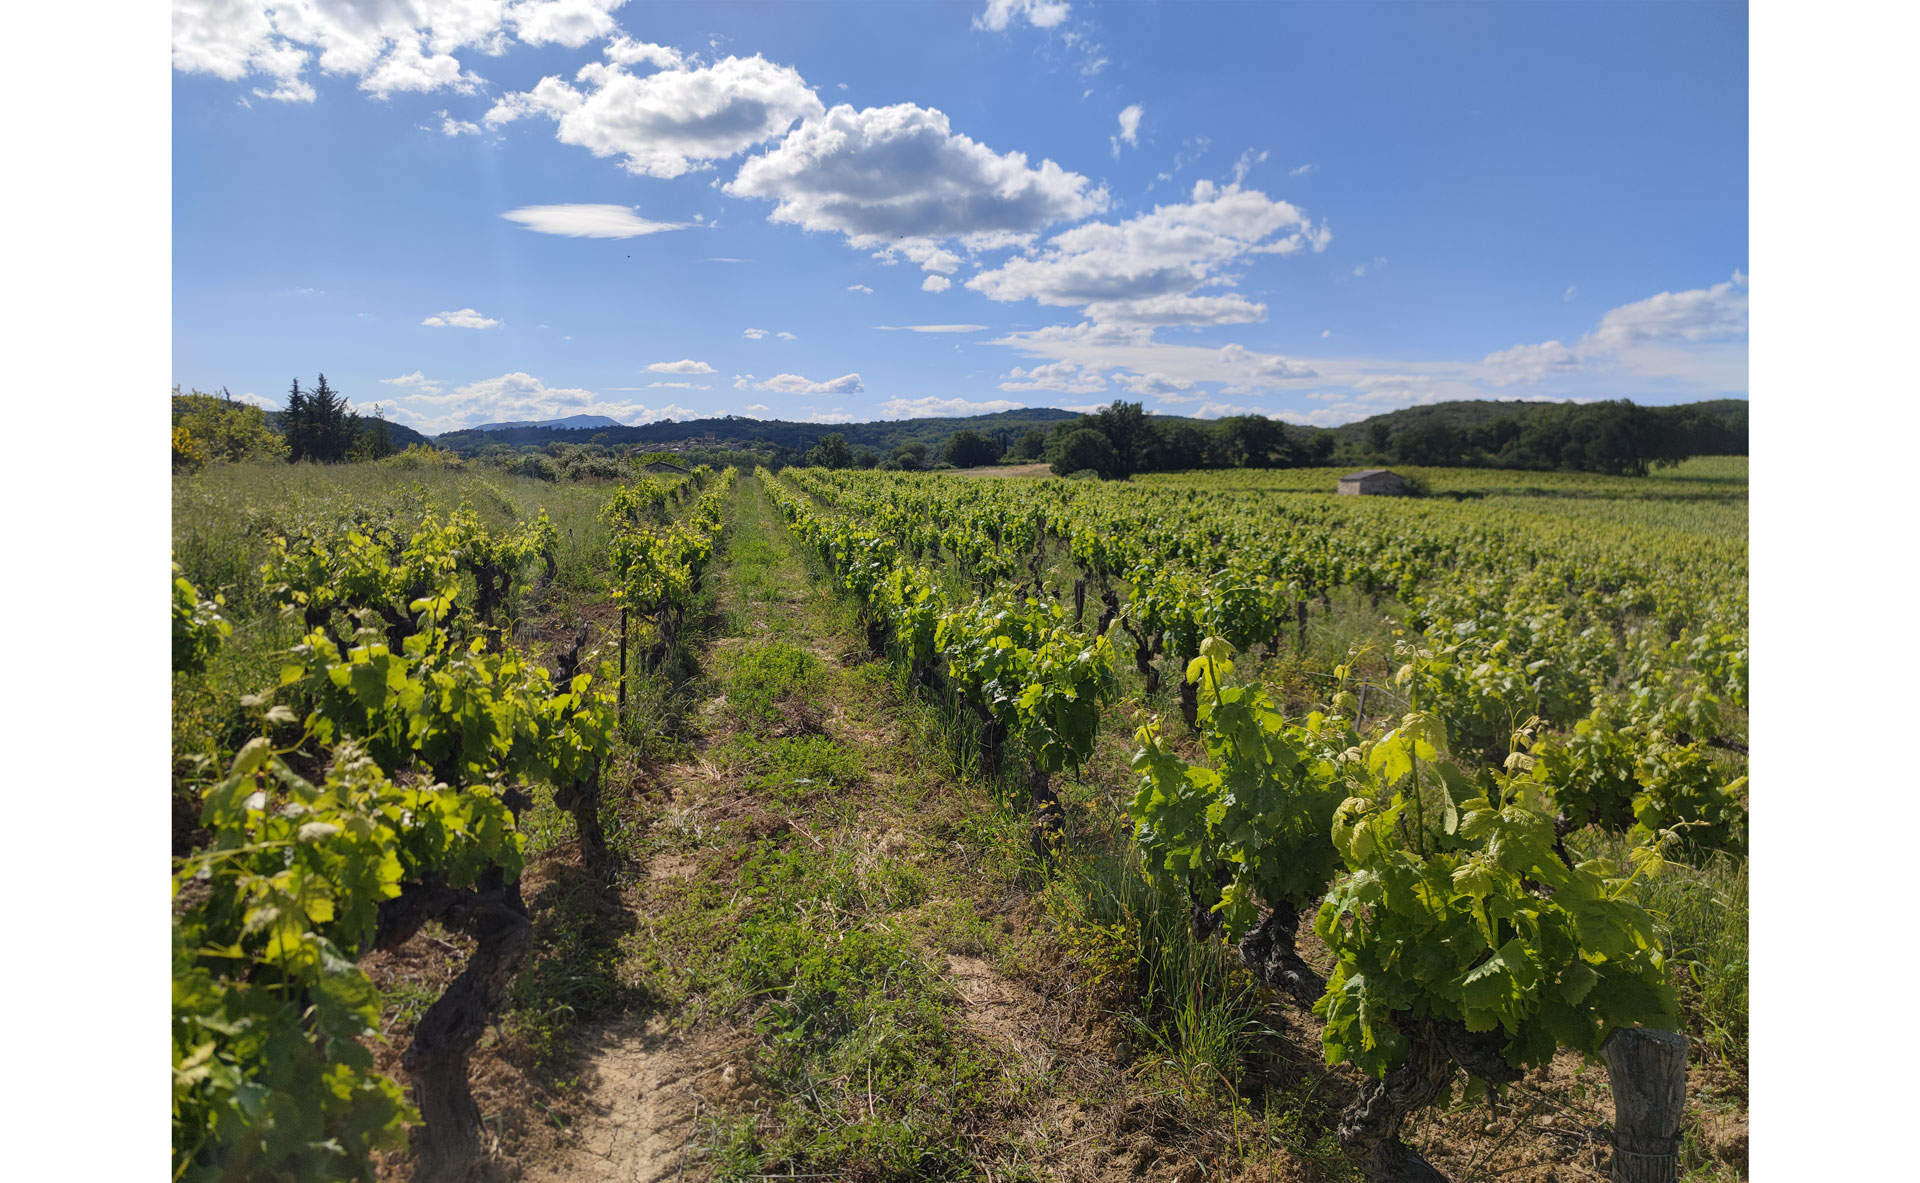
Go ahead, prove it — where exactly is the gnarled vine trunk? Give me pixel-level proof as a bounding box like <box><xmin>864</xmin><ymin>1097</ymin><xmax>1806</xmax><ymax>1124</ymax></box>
<box><xmin>403</xmin><ymin>878</ymin><xmax>532</xmax><ymax>1183</ymax></box>
<box><xmin>1027</xmin><ymin>762</ymin><xmax>1064</xmax><ymax>859</ymax></box>
<box><xmin>1336</xmin><ymin>1017</ymin><xmax>1524</xmax><ymax>1183</ymax></box>
<box><xmin>1236</xmin><ymin>901</ymin><xmax>1326</xmax><ymax>1006</ymax></box>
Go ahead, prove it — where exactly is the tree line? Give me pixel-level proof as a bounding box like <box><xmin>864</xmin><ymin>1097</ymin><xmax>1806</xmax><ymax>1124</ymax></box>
<box><xmin>795</xmin><ymin>398</ymin><xmax>1745</xmax><ymax>480</ymax></box>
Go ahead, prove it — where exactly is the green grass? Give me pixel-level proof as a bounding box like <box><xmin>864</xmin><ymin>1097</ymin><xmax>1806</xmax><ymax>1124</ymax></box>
<box><xmin>718</xmin><ymin>641</ymin><xmax>825</xmax><ymax>725</ymax></box>
<box><xmin>714</xmin><ymin>732</ymin><xmax>867</xmax><ymax>807</ymax></box>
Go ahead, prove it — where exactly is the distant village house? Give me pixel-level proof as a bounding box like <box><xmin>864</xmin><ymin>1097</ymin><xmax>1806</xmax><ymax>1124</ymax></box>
<box><xmin>1336</xmin><ymin>469</ymin><xmax>1408</xmax><ymax>496</ymax></box>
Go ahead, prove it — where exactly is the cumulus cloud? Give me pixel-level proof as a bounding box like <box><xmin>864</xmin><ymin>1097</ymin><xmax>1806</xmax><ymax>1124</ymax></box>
<box><xmin>736</xmin><ymin>372</ymin><xmax>865</xmax><ymax>395</ymax></box>
<box><xmin>805</xmin><ymin>410</ymin><xmax>857</xmax><ymax>423</ymax></box>
<box><xmin>986</xmin><ymin>322</ymin><xmax>1317</xmax><ymax>397</ymax></box>
<box><xmin>881</xmin><ymin>395</ymin><xmax>1025</xmax><ymax>417</ymax></box>
<box><xmin>848</xmin><ymin>284</ymin><xmax>874</xmax><ymax>294</ymax></box>
<box><xmin>603</xmin><ymin>34</ymin><xmax>683</xmax><ymax>69</ymax></box>
<box><xmin>1111</xmin><ymin>103</ymin><xmax>1142</xmax><ymax>158</ymax></box>
<box><xmin>742</xmin><ymin>328</ymin><xmax>767</xmax><ymax>339</ymax></box>
<box><xmin>1586</xmin><ymin>271</ymin><xmax>1748</xmax><ymax>350</ymax></box>
<box><xmin>922</xmin><ymin>275</ymin><xmax>952</xmax><ymax>293</ymax></box>
<box><xmin>421</xmin><ymin>307</ymin><xmax>501</xmax><ymax>328</ymax></box>
<box><xmin>742</xmin><ymin>403</ymin><xmax>770</xmax><ymax>415</ymax></box>
<box><xmin>973</xmin><ymin>0</ymin><xmax>1071</xmax><ymax>32</ymax></box>
<box><xmin>873</xmin><ymin>324</ymin><xmax>990</xmax><ymax>333</ymax></box>
<box><xmin>487</xmin><ymin>53</ymin><xmax>821</xmax><ymax>178</ymax></box>
<box><xmin>502</xmin><ymin>203</ymin><xmax>685</xmax><ymax>237</ymax></box>
<box><xmin>1116</xmin><ymin>371</ymin><xmax>1193</xmax><ymax>397</ymax></box>
<box><xmin>1480</xmin><ymin>340</ymin><xmax>1581</xmax><ymax>387</ymax></box>
<box><xmin>966</xmin><ymin>180</ymin><xmax>1330</xmax><ymax>328</ymax></box>
<box><xmin>725</xmin><ymin>102</ymin><xmax>1108</xmax><ymax>263</ymax></box>
<box><xmin>647</xmin><ymin>381</ymin><xmax>712</xmax><ymax>390</ymax></box>
<box><xmin>510</xmin><ymin>0</ymin><xmax>623</xmax><ymax>49</ymax></box>
<box><xmin>1480</xmin><ymin>270</ymin><xmax>1749</xmax><ymax>386</ymax></box>
<box><xmin>998</xmin><ymin>360</ymin><xmax>1106</xmax><ymax>394</ymax></box>
<box><xmin>371</xmin><ymin>369</ymin><xmax>711</xmax><ymax>434</ymax></box>
<box><xmin>647</xmin><ymin>359</ymin><xmax>715</xmax><ymax>374</ymax></box>
<box><xmin>174</xmin><ymin>1</ymin><xmax>485</xmax><ymax>102</ymax></box>
<box><xmin>381</xmin><ymin>370</ymin><xmax>444</xmax><ymax>395</ymax></box>
<box><xmin>437</xmin><ymin>110</ymin><xmax>481</xmax><ymax>135</ymax></box>
<box><xmin>777</xmin><ymin>331</ymin><xmax>798</xmax><ymax>340</ymax></box>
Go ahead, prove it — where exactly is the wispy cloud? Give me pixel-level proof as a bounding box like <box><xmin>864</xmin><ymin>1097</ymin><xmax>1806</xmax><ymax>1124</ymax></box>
<box><xmin>421</xmin><ymin>307</ymin><xmax>500</xmax><ymax>328</ymax></box>
<box><xmin>881</xmin><ymin>395</ymin><xmax>1026</xmax><ymax>417</ymax></box>
<box><xmin>502</xmin><ymin>204</ymin><xmax>684</xmax><ymax>238</ymax></box>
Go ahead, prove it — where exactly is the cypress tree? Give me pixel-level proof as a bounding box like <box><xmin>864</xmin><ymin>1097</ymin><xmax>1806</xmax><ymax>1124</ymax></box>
<box><xmin>285</xmin><ymin>377</ymin><xmax>308</xmax><ymax>462</ymax></box>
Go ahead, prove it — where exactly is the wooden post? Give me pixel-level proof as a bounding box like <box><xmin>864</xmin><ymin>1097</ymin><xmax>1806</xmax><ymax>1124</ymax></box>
<box><xmin>1603</xmin><ymin>1027</ymin><xmax>1688</xmax><ymax>1183</ymax></box>
<box><xmin>1295</xmin><ymin>599</ymin><xmax>1309</xmax><ymax>650</ymax></box>
<box><xmin>617</xmin><ymin>607</ymin><xmax>628</xmax><ymax>711</ymax></box>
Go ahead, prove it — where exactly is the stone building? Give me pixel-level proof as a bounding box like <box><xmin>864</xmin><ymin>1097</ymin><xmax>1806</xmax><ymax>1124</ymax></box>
<box><xmin>1336</xmin><ymin>469</ymin><xmax>1408</xmax><ymax>496</ymax></box>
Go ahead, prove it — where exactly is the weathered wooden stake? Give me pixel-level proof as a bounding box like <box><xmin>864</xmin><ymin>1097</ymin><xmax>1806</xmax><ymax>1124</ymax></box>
<box><xmin>1295</xmin><ymin>599</ymin><xmax>1309</xmax><ymax>650</ymax></box>
<box><xmin>617</xmin><ymin>606</ymin><xmax>628</xmax><ymax>711</ymax></box>
<box><xmin>1603</xmin><ymin>1027</ymin><xmax>1688</xmax><ymax>1183</ymax></box>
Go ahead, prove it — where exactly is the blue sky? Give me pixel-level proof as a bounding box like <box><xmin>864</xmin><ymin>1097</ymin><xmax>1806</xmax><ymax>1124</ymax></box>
<box><xmin>171</xmin><ymin>0</ymin><xmax>1748</xmax><ymax>433</ymax></box>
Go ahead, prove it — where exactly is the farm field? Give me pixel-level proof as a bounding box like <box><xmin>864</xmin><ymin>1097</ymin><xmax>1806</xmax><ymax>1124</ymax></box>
<box><xmin>171</xmin><ymin>458</ymin><xmax>1748</xmax><ymax>1183</ymax></box>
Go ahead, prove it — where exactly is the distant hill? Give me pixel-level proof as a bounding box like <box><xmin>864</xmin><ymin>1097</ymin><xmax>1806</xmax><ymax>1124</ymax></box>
<box><xmin>470</xmin><ymin>413</ymin><xmax>625</xmax><ymax>432</ymax></box>
<box><xmin>433</xmin><ymin>407</ymin><xmax>1083</xmax><ymax>454</ymax></box>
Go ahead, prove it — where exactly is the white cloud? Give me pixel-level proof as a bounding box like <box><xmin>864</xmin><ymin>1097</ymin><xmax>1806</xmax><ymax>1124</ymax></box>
<box><xmin>1116</xmin><ymin>371</ymin><xmax>1193</xmax><ymax>397</ymax></box>
<box><xmin>987</xmin><ymin>322</ymin><xmax>1318</xmax><ymax>397</ymax></box>
<box><xmin>381</xmin><ymin>370</ymin><xmax>444</xmax><ymax>395</ymax></box>
<box><xmin>805</xmin><ymin>410</ymin><xmax>857</xmax><ymax>423</ymax></box>
<box><xmin>437</xmin><ymin>110</ymin><xmax>481</xmax><ymax>135</ymax></box>
<box><xmin>421</xmin><ymin>307</ymin><xmax>501</xmax><ymax>328</ymax></box>
<box><xmin>1480</xmin><ymin>340</ymin><xmax>1580</xmax><ymax>387</ymax></box>
<box><xmin>725</xmin><ymin>102</ymin><xmax>1108</xmax><ymax>260</ymax></box>
<box><xmin>873</xmin><ymin>241</ymin><xmax>963</xmax><ymax>274</ymax></box>
<box><xmin>603</xmin><ymin>35</ymin><xmax>683</xmax><ymax>69</ymax></box>
<box><xmin>973</xmin><ymin>0</ymin><xmax>1071</xmax><ymax>32</ymax></box>
<box><xmin>1352</xmin><ymin>256</ymin><xmax>1386</xmax><ymax>279</ymax></box>
<box><xmin>998</xmin><ymin>360</ymin><xmax>1106</xmax><ymax>393</ymax></box>
<box><xmin>646</xmin><ymin>381</ymin><xmax>712</xmax><ymax>390</ymax></box>
<box><xmin>509</xmin><ymin>0</ymin><xmax>623</xmax><ymax>49</ymax></box>
<box><xmin>742</xmin><ymin>328</ymin><xmax>767</xmax><ymax>339</ymax></box>
<box><xmin>1480</xmin><ymin>271</ymin><xmax>1749</xmax><ymax>387</ymax></box>
<box><xmin>1586</xmin><ymin>271</ymin><xmax>1748</xmax><ymax>350</ymax></box>
<box><xmin>777</xmin><ymin>331</ymin><xmax>798</xmax><ymax>340</ymax></box>
<box><xmin>488</xmin><ymin>54</ymin><xmax>821</xmax><ymax>178</ymax></box>
<box><xmin>360</xmin><ymin>35</ymin><xmax>484</xmax><ymax>98</ymax></box>
<box><xmin>1230</xmin><ymin>148</ymin><xmax>1268</xmax><ymax>184</ymax></box>
<box><xmin>231</xmin><ymin>390</ymin><xmax>278</xmax><ymax>409</ymax></box>
<box><xmin>1320</xmin><ymin>329</ymin><xmax>1331</xmax><ymax>338</ymax></box>
<box><xmin>922</xmin><ymin>275</ymin><xmax>952</xmax><ymax>293</ymax></box>
<box><xmin>173</xmin><ymin>2</ymin><xmax>646</xmax><ymax>102</ymax></box>
<box><xmin>881</xmin><ymin>395</ymin><xmax>1025</xmax><ymax>417</ymax></box>
<box><xmin>966</xmin><ymin>179</ymin><xmax>1330</xmax><ymax>327</ymax></box>
<box><xmin>873</xmin><ymin>324</ymin><xmax>990</xmax><ymax>333</ymax></box>
<box><xmin>647</xmin><ymin>359</ymin><xmax>715</xmax><ymax>374</ymax></box>
<box><xmin>369</xmin><ymin>369</ymin><xmax>636</xmax><ymax>433</ymax></box>
<box><xmin>847</xmin><ymin>284</ymin><xmax>874</xmax><ymax>294</ymax></box>
<box><xmin>1564</xmin><ymin>285</ymin><xmax>1577</xmax><ymax>302</ymax></box>
<box><xmin>1289</xmin><ymin>162</ymin><xmax>1317</xmax><ymax>176</ymax></box>
<box><xmin>501</xmin><ymin>203</ymin><xmax>685</xmax><ymax>237</ymax></box>
<box><xmin>736</xmin><ymin>372</ymin><xmax>865</xmax><ymax>395</ymax></box>
<box><xmin>742</xmin><ymin>403</ymin><xmax>771</xmax><ymax>415</ymax></box>
<box><xmin>1111</xmin><ymin>103</ymin><xmax>1142</xmax><ymax>157</ymax></box>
